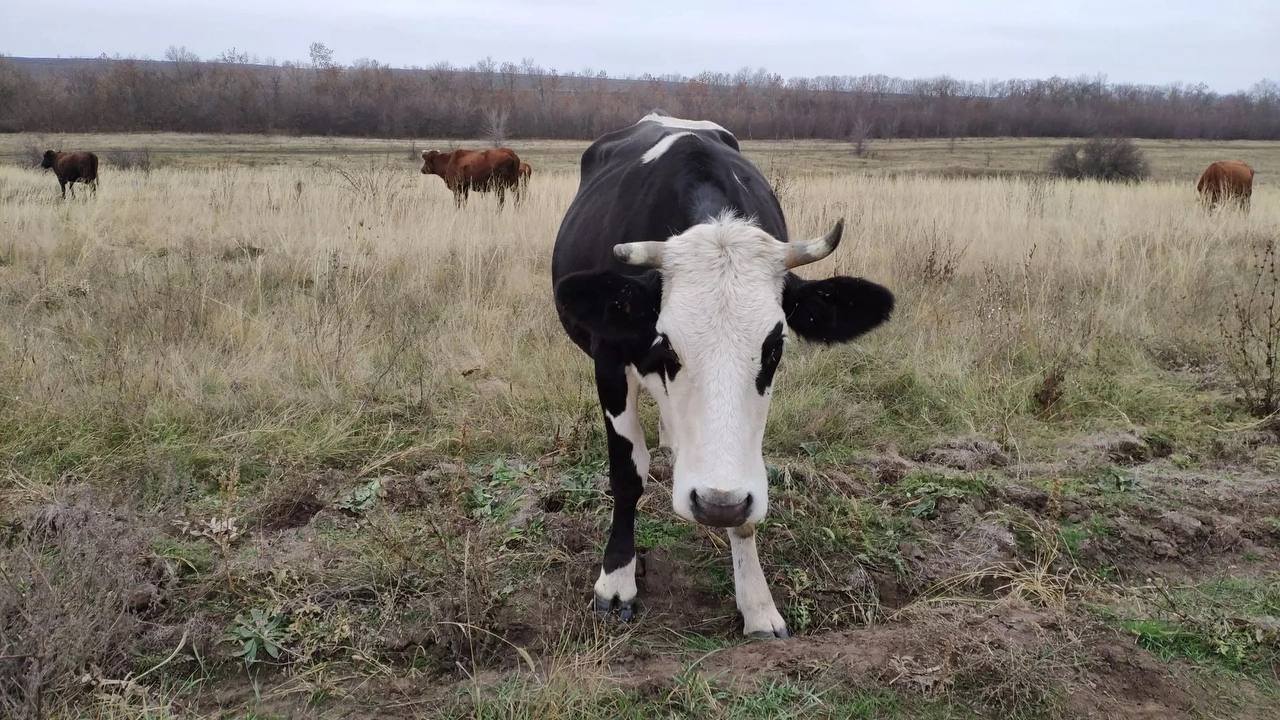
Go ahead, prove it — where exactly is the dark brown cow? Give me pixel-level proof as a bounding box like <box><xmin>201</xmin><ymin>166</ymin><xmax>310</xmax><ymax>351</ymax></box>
<box><xmin>420</xmin><ymin>148</ymin><xmax>521</xmax><ymax>207</ymax></box>
<box><xmin>1197</xmin><ymin>160</ymin><xmax>1254</xmax><ymax>211</ymax></box>
<box><xmin>516</xmin><ymin>161</ymin><xmax>533</xmax><ymax>202</ymax></box>
<box><xmin>41</xmin><ymin>150</ymin><xmax>99</xmax><ymax>199</ymax></box>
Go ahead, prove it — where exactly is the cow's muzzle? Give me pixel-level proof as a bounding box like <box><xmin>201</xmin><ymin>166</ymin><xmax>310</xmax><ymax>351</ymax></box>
<box><xmin>689</xmin><ymin>489</ymin><xmax>753</xmax><ymax>528</ymax></box>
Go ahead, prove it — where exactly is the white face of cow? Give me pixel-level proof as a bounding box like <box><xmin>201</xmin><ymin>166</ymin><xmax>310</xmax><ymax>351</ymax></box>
<box><xmin>630</xmin><ymin>216</ymin><xmax>791</xmax><ymax>528</ymax></box>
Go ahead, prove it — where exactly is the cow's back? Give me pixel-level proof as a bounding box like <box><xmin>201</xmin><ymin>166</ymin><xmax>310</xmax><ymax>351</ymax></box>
<box><xmin>554</xmin><ymin>116</ymin><xmax>782</xmax><ymax>286</ymax></box>
<box><xmin>485</xmin><ymin>148</ymin><xmax>520</xmax><ymax>184</ymax></box>
<box><xmin>1198</xmin><ymin>160</ymin><xmax>1253</xmax><ymax>195</ymax></box>
<box><xmin>54</xmin><ymin>152</ymin><xmax>98</xmax><ymax>183</ymax></box>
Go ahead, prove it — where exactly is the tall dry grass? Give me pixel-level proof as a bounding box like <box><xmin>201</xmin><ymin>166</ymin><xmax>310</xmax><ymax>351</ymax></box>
<box><xmin>0</xmin><ymin>163</ymin><xmax>1275</xmax><ymax>491</ymax></box>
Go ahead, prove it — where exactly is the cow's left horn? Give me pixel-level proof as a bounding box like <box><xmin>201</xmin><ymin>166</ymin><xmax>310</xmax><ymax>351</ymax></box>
<box><xmin>784</xmin><ymin>219</ymin><xmax>844</xmax><ymax>269</ymax></box>
<box><xmin>613</xmin><ymin>241</ymin><xmax>665</xmax><ymax>268</ymax></box>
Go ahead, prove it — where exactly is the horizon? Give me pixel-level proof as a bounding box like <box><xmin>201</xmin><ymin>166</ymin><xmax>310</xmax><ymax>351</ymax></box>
<box><xmin>3</xmin><ymin>0</ymin><xmax>1278</xmax><ymax>94</ymax></box>
<box><xmin>5</xmin><ymin>52</ymin><xmax>1277</xmax><ymax>98</ymax></box>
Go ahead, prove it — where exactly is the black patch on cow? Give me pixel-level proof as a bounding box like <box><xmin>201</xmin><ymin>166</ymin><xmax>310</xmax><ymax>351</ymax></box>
<box><xmin>595</xmin><ymin>353</ymin><xmax>630</xmax><ymax>417</ymax></box>
<box><xmin>756</xmin><ymin>322</ymin><xmax>785</xmax><ymax>394</ymax></box>
<box><xmin>555</xmin><ymin>270</ymin><xmax>662</xmax><ymax>341</ymax></box>
<box><xmin>596</xmin><ymin>358</ymin><xmax>644</xmax><ymax>574</ymax></box>
<box><xmin>635</xmin><ymin>334</ymin><xmax>681</xmax><ymax>386</ymax></box>
<box><xmin>783</xmin><ymin>275</ymin><xmax>894</xmax><ymax>344</ymax></box>
<box><xmin>602</xmin><ymin>418</ymin><xmax>641</xmax><ymax>572</ymax></box>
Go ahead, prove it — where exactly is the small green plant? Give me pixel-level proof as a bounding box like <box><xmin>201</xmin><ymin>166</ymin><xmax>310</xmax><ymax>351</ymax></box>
<box><xmin>224</xmin><ymin>607</ymin><xmax>291</xmax><ymax>667</ymax></box>
<box><xmin>176</xmin><ymin>515</ymin><xmax>243</xmax><ymax>592</ymax></box>
<box><xmin>1093</xmin><ymin>465</ymin><xmax>1138</xmax><ymax>493</ymax></box>
<box><xmin>464</xmin><ymin>459</ymin><xmax>534</xmax><ymax>521</ymax></box>
<box><xmin>334</xmin><ymin>478</ymin><xmax>383</xmax><ymax>513</ymax></box>
<box><xmin>550</xmin><ymin>459</ymin><xmax>606</xmax><ymax>512</ymax></box>
<box><xmin>783</xmin><ymin>567</ymin><xmax>817</xmax><ymax>632</ymax></box>
<box><xmin>897</xmin><ymin>471</ymin><xmax>989</xmax><ymax>519</ymax></box>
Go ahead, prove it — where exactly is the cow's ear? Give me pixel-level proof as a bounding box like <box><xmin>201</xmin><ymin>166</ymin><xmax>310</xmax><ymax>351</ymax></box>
<box><xmin>555</xmin><ymin>270</ymin><xmax>661</xmax><ymax>339</ymax></box>
<box><xmin>783</xmin><ymin>274</ymin><xmax>893</xmax><ymax>344</ymax></box>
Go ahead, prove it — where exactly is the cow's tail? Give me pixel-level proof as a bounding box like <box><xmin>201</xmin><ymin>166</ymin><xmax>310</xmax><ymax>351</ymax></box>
<box><xmin>89</xmin><ymin>153</ymin><xmax>100</xmax><ymax>188</ymax></box>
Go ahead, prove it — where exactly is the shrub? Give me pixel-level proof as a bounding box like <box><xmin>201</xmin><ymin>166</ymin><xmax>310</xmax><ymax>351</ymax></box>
<box><xmin>1221</xmin><ymin>237</ymin><xmax>1280</xmax><ymax>416</ymax></box>
<box><xmin>1048</xmin><ymin>137</ymin><xmax>1149</xmax><ymax>182</ymax></box>
<box><xmin>104</xmin><ymin>148</ymin><xmax>152</xmax><ymax>172</ymax></box>
<box><xmin>22</xmin><ymin>144</ymin><xmax>46</xmax><ymax>167</ymax></box>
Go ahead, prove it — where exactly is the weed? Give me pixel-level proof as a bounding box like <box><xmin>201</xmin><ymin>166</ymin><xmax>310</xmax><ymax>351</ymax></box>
<box><xmin>224</xmin><ymin>607</ymin><xmax>291</xmax><ymax>667</ymax></box>
<box><xmin>1090</xmin><ymin>465</ymin><xmax>1139</xmax><ymax>494</ymax></box>
<box><xmin>896</xmin><ymin>470</ymin><xmax>989</xmax><ymax>519</ymax></box>
<box><xmin>334</xmin><ymin>478</ymin><xmax>383</xmax><ymax>514</ymax></box>
<box><xmin>1115</xmin><ymin>576</ymin><xmax>1280</xmax><ymax>674</ymax></box>
<box><xmin>545</xmin><ymin>459</ymin><xmax>606</xmax><ymax>512</ymax></box>
<box><xmin>1220</xmin><ymin>236</ymin><xmax>1280</xmax><ymax>416</ymax></box>
<box><xmin>465</xmin><ymin>460</ymin><xmax>534</xmax><ymax>521</ymax></box>
<box><xmin>176</xmin><ymin>515</ymin><xmax>243</xmax><ymax>593</ymax></box>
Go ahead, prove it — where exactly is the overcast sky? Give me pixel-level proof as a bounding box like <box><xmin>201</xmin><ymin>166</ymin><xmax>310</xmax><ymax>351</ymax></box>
<box><xmin>3</xmin><ymin>1</ymin><xmax>1277</xmax><ymax>92</ymax></box>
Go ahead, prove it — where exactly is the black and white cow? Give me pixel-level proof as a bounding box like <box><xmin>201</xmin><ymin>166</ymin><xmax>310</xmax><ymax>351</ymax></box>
<box><xmin>552</xmin><ymin>112</ymin><xmax>893</xmax><ymax>638</ymax></box>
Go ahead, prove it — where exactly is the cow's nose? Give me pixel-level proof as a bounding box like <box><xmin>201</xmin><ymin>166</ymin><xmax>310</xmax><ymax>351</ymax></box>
<box><xmin>689</xmin><ymin>489</ymin><xmax>753</xmax><ymax>528</ymax></box>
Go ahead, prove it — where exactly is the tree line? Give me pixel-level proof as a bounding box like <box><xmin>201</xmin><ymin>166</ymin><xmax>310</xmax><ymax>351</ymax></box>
<box><xmin>1</xmin><ymin>49</ymin><xmax>1277</xmax><ymax>141</ymax></box>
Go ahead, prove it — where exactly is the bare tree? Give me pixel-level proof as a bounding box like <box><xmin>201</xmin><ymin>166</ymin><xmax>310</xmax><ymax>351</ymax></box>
<box><xmin>1</xmin><ymin>54</ymin><xmax>1278</xmax><ymax>141</ymax></box>
<box><xmin>483</xmin><ymin>107</ymin><xmax>510</xmax><ymax>146</ymax></box>
<box><xmin>849</xmin><ymin>115</ymin><xmax>874</xmax><ymax>157</ymax></box>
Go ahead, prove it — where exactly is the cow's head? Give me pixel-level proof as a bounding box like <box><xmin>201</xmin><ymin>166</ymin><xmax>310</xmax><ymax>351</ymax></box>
<box><xmin>421</xmin><ymin>150</ymin><xmax>444</xmax><ymax>175</ymax></box>
<box><xmin>555</xmin><ymin>214</ymin><xmax>893</xmax><ymax>528</ymax></box>
<box><xmin>40</xmin><ymin>150</ymin><xmax>57</xmax><ymax>169</ymax></box>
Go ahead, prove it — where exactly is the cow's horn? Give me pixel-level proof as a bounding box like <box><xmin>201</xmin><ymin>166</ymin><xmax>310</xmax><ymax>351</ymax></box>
<box><xmin>784</xmin><ymin>219</ymin><xmax>843</xmax><ymax>269</ymax></box>
<box><xmin>613</xmin><ymin>241</ymin><xmax>666</xmax><ymax>268</ymax></box>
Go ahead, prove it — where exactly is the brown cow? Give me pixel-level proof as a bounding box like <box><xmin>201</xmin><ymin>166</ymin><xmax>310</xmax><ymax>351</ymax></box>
<box><xmin>420</xmin><ymin>148</ymin><xmax>521</xmax><ymax>207</ymax></box>
<box><xmin>1197</xmin><ymin>160</ymin><xmax>1254</xmax><ymax>211</ymax></box>
<box><xmin>516</xmin><ymin>161</ymin><xmax>532</xmax><ymax>202</ymax></box>
<box><xmin>41</xmin><ymin>150</ymin><xmax>99</xmax><ymax>199</ymax></box>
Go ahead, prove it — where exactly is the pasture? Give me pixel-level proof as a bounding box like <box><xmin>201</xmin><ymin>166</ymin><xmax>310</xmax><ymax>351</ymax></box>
<box><xmin>1</xmin><ymin>134</ymin><xmax>1278</xmax><ymax>719</ymax></box>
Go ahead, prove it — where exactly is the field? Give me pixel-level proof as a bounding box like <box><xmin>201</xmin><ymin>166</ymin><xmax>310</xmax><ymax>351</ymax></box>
<box><xmin>1</xmin><ymin>133</ymin><xmax>1278</xmax><ymax>719</ymax></box>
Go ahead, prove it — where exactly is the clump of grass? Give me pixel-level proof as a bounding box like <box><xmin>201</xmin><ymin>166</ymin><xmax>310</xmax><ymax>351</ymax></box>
<box><xmin>1115</xmin><ymin>576</ymin><xmax>1279</xmax><ymax>674</ymax></box>
<box><xmin>104</xmin><ymin>148</ymin><xmax>152</xmax><ymax>172</ymax></box>
<box><xmin>0</xmin><ymin>490</ymin><xmax>158</xmax><ymax>719</ymax></box>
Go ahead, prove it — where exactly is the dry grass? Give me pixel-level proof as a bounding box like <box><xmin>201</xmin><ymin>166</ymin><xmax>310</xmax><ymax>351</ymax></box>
<box><xmin>0</xmin><ymin>159</ymin><xmax>1276</xmax><ymax>486</ymax></box>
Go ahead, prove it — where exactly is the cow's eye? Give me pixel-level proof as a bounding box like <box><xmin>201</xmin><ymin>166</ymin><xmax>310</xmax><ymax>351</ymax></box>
<box><xmin>638</xmin><ymin>334</ymin><xmax>681</xmax><ymax>382</ymax></box>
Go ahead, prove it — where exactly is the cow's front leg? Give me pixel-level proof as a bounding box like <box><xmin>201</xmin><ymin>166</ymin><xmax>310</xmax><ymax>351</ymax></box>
<box><xmin>593</xmin><ymin>362</ymin><xmax>648</xmax><ymax>621</ymax></box>
<box><xmin>729</xmin><ymin>525</ymin><xmax>789</xmax><ymax>639</ymax></box>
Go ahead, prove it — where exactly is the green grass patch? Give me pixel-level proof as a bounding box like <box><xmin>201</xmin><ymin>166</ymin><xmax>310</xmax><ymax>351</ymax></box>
<box><xmin>636</xmin><ymin>515</ymin><xmax>694</xmax><ymax>550</ymax></box>
<box><xmin>1057</xmin><ymin>515</ymin><xmax>1111</xmax><ymax>561</ymax></box>
<box><xmin>1112</xmin><ymin>575</ymin><xmax>1280</xmax><ymax>675</ymax></box>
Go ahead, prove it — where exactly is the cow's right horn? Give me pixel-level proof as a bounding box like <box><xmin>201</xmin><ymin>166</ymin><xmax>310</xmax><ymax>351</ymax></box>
<box><xmin>613</xmin><ymin>241</ymin><xmax>665</xmax><ymax>268</ymax></box>
<box><xmin>784</xmin><ymin>219</ymin><xmax>844</xmax><ymax>269</ymax></box>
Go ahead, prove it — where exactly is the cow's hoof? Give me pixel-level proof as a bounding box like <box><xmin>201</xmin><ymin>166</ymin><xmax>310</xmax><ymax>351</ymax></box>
<box><xmin>593</xmin><ymin>594</ymin><xmax>638</xmax><ymax>622</ymax></box>
<box><xmin>747</xmin><ymin>626</ymin><xmax>790</xmax><ymax>640</ymax></box>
